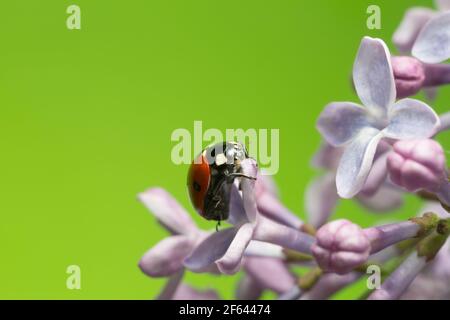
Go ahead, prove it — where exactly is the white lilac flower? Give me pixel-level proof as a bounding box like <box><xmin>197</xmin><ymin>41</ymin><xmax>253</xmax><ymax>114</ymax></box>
<box><xmin>184</xmin><ymin>158</ymin><xmax>315</xmax><ymax>275</ymax></box>
<box><xmin>392</xmin><ymin>7</ymin><xmax>450</xmax><ymax>99</ymax></box>
<box><xmin>306</xmin><ymin>141</ymin><xmax>403</xmax><ymax>228</ymax></box>
<box><xmin>317</xmin><ymin>36</ymin><xmax>440</xmax><ymax>199</ymax></box>
<box><xmin>393</xmin><ymin>1</ymin><xmax>450</xmax><ymax>54</ymax></box>
<box><xmin>138</xmin><ymin>188</ymin><xmax>213</xmax><ymax>278</ymax></box>
<box><xmin>412</xmin><ymin>11</ymin><xmax>450</xmax><ymax>64</ymax></box>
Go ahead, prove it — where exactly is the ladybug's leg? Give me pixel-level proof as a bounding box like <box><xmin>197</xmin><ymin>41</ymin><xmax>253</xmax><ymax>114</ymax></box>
<box><xmin>226</xmin><ymin>172</ymin><xmax>257</xmax><ymax>180</ymax></box>
<box><xmin>216</xmin><ymin>220</ymin><xmax>221</xmax><ymax>232</ymax></box>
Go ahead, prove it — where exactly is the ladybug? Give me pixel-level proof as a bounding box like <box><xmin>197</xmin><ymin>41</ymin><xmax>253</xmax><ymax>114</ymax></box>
<box><xmin>187</xmin><ymin>141</ymin><xmax>255</xmax><ymax>230</ymax></box>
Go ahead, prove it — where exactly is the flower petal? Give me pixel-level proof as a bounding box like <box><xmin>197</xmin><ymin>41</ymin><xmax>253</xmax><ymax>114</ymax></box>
<box><xmin>184</xmin><ymin>227</ymin><xmax>237</xmax><ymax>272</ymax></box>
<box><xmin>216</xmin><ymin>223</ymin><xmax>254</xmax><ymax>274</ymax></box>
<box><xmin>255</xmin><ymin>170</ymin><xmax>279</xmax><ymax>198</ymax></box>
<box><xmin>392</xmin><ymin>7</ymin><xmax>436</xmax><ymax>53</ymax></box>
<box><xmin>336</xmin><ymin>127</ymin><xmax>384</xmax><ymax>198</ymax></box>
<box><xmin>384</xmin><ymin>99</ymin><xmax>440</xmax><ymax>140</ymax></box>
<box><xmin>357</xmin><ymin>185</ymin><xmax>404</xmax><ymax>212</ymax></box>
<box><xmin>244</xmin><ymin>257</ymin><xmax>296</xmax><ymax>294</ymax></box>
<box><xmin>317</xmin><ymin>102</ymin><xmax>371</xmax><ymax>147</ymax></box>
<box><xmin>353</xmin><ymin>37</ymin><xmax>396</xmax><ymax>113</ymax></box>
<box><xmin>412</xmin><ymin>12</ymin><xmax>450</xmax><ymax>63</ymax></box>
<box><xmin>305</xmin><ymin>173</ymin><xmax>339</xmax><ymax>228</ymax></box>
<box><xmin>138</xmin><ymin>188</ymin><xmax>196</xmax><ymax>235</ymax></box>
<box><xmin>227</xmin><ymin>184</ymin><xmax>247</xmax><ymax>226</ymax></box>
<box><xmin>139</xmin><ymin>235</ymin><xmax>193</xmax><ymax>277</ymax></box>
<box><xmin>240</xmin><ymin>158</ymin><xmax>259</xmax><ymax>222</ymax></box>
<box><xmin>360</xmin><ymin>152</ymin><xmax>389</xmax><ymax>197</ymax></box>
<box><xmin>435</xmin><ymin>0</ymin><xmax>450</xmax><ymax>11</ymax></box>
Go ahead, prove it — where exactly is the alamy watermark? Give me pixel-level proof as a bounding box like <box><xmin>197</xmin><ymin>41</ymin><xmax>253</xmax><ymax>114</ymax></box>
<box><xmin>66</xmin><ymin>265</ymin><xmax>81</xmax><ymax>290</ymax></box>
<box><xmin>171</xmin><ymin>121</ymin><xmax>280</xmax><ymax>175</ymax></box>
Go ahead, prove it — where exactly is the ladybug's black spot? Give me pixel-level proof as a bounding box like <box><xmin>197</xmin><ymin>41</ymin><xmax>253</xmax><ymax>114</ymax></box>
<box><xmin>210</xmin><ymin>148</ymin><xmax>216</xmax><ymax>157</ymax></box>
<box><xmin>193</xmin><ymin>181</ymin><xmax>201</xmax><ymax>192</ymax></box>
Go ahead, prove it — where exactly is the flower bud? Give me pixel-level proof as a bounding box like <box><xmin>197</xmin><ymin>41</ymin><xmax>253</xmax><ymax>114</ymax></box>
<box><xmin>391</xmin><ymin>56</ymin><xmax>426</xmax><ymax>98</ymax></box>
<box><xmin>387</xmin><ymin>139</ymin><xmax>446</xmax><ymax>193</ymax></box>
<box><xmin>311</xmin><ymin>219</ymin><xmax>370</xmax><ymax>274</ymax></box>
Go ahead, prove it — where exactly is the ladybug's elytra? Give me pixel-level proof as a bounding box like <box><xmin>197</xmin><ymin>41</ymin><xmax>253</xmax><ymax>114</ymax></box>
<box><xmin>187</xmin><ymin>141</ymin><xmax>256</xmax><ymax>228</ymax></box>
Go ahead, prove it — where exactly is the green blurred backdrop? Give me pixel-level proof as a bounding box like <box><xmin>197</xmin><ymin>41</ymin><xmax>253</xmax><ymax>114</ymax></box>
<box><xmin>0</xmin><ymin>0</ymin><xmax>448</xmax><ymax>299</ymax></box>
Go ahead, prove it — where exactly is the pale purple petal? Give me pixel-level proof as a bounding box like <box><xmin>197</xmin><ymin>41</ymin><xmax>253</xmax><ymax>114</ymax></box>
<box><xmin>384</xmin><ymin>99</ymin><xmax>440</xmax><ymax>140</ymax></box>
<box><xmin>353</xmin><ymin>37</ymin><xmax>396</xmax><ymax>113</ymax></box>
<box><xmin>227</xmin><ymin>184</ymin><xmax>247</xmax><ymax>226</ymax></box>
<box><xmin>139</xmin><ymin>235</ymin><xmax>193</xmax><ymax>277</ymax></box>
<box><xmin>236</xmin><ymin>274</ymin><xmax>264</xmax><ymax>300</ymax></box>
<box><xmin>240</xmin><ymin>158</ymin><xmax>259</xmax><ymax>222</ymax></box>
<box><xmin>216</xmin><ymin>223</ymin><xmax>254</xmax><ymax>274</ymax></box>
<box><xmin>244</xmin><ymin>241</ymin><xmax>285</xmax><ymax>259</ymax></box>
<box><xmin>255</xmin><ymin>170</ymin><xmax>279</xmax><ymax>198</ymax></box>
<box><xmin>438</xmin><ymin>111</ymin><xmax>450</xmax><ymax>133</ymax></box>
<box><xmin>172</xmin><ymin>284</ymin><xmax>220</xmax><ymax>300</ymax></box>
<box><xmin>359</xmin><ymin>152</ymin><xmax>389</xmax><ymax>197</ymax></box>
<box><xmin>244</xmin><ymin>257</ymin><xmax>296</xmax><ymax>294</ymax></box>
<box><xmin>184</xmin><ymin>227</ymin><xmax>237</xmax><ymax>272</ymax></box>
<box><xmin>435</xmin><ymin>0</ymin><xmax>450</xmax><ymax>11</ymax></box>
<box><xmin>412</xmin><ymin>12</ymin><xmax>450</xmax><ymax>63</ymax></box>
<box><xmin>317</xmin><ymin>102</ymin><xmax>371</xmax><ymax>147</ymax></box>
<box><xmin>357</xmin><ymin>185</ymin><xmax>404</xmax><ymax>212</ymax></box>
<box><xmin>138</xmin><ymin>188</ymin><xmax>196</xmax><ymax>235</ymax></box>
<box><xmin>336</xmin><ymin>127</ymin><xmax>384</xmax><ymax>198</ymax></box>
<box><xmin>393</xmin><ymin>7</ymin><xmax>436</xmax><ymax>53</ymax></box>
<box><xmin>305</xmin><ymin>173</ymin><xmax>339</xmax><ymax>228</ymax></box>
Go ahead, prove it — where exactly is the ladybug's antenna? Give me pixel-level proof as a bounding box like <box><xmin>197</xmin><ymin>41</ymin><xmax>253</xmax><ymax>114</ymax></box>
<box><xmin>216</xmin><ymin>220</ymin><xmax>221</xmax><ymax>232</ymax></box>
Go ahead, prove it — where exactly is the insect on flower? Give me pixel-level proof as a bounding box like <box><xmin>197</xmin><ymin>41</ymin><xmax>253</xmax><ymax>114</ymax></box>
<box><xmin>187</xmin><ymin>141</ymin><xmax>257</xmax><ymax>230</ymax></box>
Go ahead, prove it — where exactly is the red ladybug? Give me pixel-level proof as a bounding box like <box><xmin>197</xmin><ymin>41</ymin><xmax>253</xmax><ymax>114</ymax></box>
<box><xmin>187</xmin><ymin>141</ymin><xmax>255</xmax><ymax>228</ymax></box>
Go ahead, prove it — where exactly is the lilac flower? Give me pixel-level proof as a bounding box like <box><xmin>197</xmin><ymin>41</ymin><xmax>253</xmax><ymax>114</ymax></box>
<box><xmin>184</xmin><ymin>158</ymin><xmax>315</xmax><ymax>275</ymax></box>
<box><xmin>306</xmin><ymin>142</ymin><xmax>403</xmax><ymax>228</ymax></box>
<box><xmin>317</xmin><ymin>36</ymin><xmax>440</xmax><ymax>199</ymax></box>
<box><xmin>312</xmin><ymin>215</ymin><xmax>438</xmax><ymax>274</ymax></box>
<box><xmin>392</xmin><ymin>8</ymin><xmax>450</xmax><ymax>99</ymax></box>
<box><xmin>412</xmin><ymin>11</ymin><xmax>450</xmax><ymax>64</ymax></box>
<box><xmin>387</xmin><ymin>139</ymin><xmax>450</xmax><ymax>206</ymax></box>
<box><xmin>138</xmin><ymin>188</ymin><xmax>212</xmax><ymax>278</ymax></box>
<box><xmin>393</xmin><ymin>1</ymin><xmax>450</xmax><ymax>54</ymax></box>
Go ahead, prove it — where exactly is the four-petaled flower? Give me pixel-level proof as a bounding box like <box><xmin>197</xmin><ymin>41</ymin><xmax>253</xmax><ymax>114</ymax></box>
<box><xmin>317</xmin><ymin>36</ymin><xmax>440</xmax><ymax>199</ymax></box>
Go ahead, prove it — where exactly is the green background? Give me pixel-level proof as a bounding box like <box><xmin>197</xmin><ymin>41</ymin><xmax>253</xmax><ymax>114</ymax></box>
<box><xmin>0</xmin><ymin>0</ymin><xmax>448</xmax><ymax>299</ymax></box>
